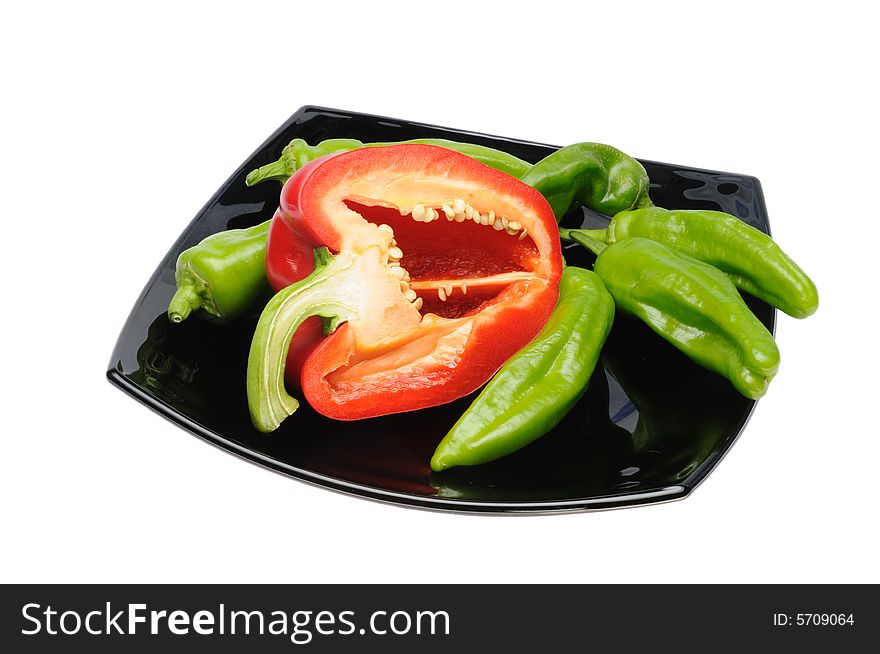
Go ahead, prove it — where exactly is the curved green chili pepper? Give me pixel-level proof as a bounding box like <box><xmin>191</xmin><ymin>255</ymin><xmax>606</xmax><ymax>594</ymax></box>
<box><xmin>167</xmin><ymin>220</ymin><xmax>272</xmax><ymax>323</ymax></box>
<box><xmin>431</xmin><ymin>266</ymin><xmax>615</xmax><ymax>471</ymax></box>
<box><xmin>245</xmin><ymin>137</ymin><xmax>532</xmax><ymax>186</ymax></box>
<box><xmin>520</xmin><ymin>142</ymin><xmax>653</xmax><ymax>220</ymax></box>
<box><xmin>247</xmin><ymin>247</ymin><xmax>357</xmax><ymax>432</ymax></box>
<box><xmin>574</xmin><ymin>234</ymin><xmax>780</xmax><ymax>399</ymax></box>
<box><xmin>563</xmin><ymin>206</ymin><xmax>818</xmax><ymax>318</ymax></box>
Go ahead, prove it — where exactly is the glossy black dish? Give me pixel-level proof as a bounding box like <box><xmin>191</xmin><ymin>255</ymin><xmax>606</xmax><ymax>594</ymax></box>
<box><xmin>107</xmin><ymin>106</ymin><xmax>775</xmax><ymax>513</ymax></box>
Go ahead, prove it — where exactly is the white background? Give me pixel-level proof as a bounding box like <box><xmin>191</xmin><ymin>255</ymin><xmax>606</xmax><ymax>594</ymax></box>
<box><xmin>2</xmin><ymin>1</ymin><xmax>877</xmax><ymax>584</ymax></box>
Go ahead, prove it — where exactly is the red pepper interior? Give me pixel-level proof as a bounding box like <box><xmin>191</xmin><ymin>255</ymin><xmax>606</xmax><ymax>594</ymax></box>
<box><xmin>345</xmin><ymin>200</ymin><xmax>540</xmax><ymax>319</ymax></box>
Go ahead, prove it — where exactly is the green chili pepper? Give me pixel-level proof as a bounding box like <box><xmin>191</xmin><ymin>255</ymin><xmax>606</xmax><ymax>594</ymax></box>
<box><xmin>167</xmin><ymin>220</ymin><xmax>272</xmax><ymax>323</ymax></box>
<box><xmin>519</xmin><ymin>142</ymin><xmax>653</xmax><ymax>220</ymax></box>
<box><xmin>430</xmin><ymin>266</ymin><xmax>615</xmax><ymax>471</ymax></box>
<box><xmin>573</xmin><ymin>233</ymin><xmax>780</xmax><ymax>399</ymax></box>
<box><xmin>563</xmin><ymin>206</ymin><xmax>818</xmax><ymax>318</ymax></box>
<box><xmin>245</xmin><ymin>137</ymin><xmax>532</xmax><ymax>186</ymax></box>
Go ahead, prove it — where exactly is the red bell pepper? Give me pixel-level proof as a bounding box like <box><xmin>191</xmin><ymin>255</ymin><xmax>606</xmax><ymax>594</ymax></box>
<box><xmin>247</xmin><ymin>144</ymin><xmax>562</xmax><ymax>430</ymax></box>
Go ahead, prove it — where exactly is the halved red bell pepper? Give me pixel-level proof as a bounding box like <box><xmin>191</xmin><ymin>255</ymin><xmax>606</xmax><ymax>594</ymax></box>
<box><xmin>247</xmin><ymin>144</ymin><xmax>562</xmax><ymax>430</ymax></box>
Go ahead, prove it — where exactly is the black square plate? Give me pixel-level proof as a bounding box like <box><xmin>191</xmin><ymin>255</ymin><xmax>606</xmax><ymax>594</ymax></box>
<box><xmin>107</xmin><ymin>106</ymin><xmax>774</xmax><ymax>513</ymax></box>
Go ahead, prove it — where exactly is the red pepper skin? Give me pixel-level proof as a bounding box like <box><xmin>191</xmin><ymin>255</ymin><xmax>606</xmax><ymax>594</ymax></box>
<box><xmin>265</xmin><ymin>208</ymin><xmax>324</xmax><ymax>385</ymax></box>
<box><xmin>265</xmin><ymin>207</ymin><xmax>316</xmax><ymax>289</ymax></box>
<box><xmin>266</xmin><ymin>145</ymin><xmax>562</xmax><ymax>420</ymax></box>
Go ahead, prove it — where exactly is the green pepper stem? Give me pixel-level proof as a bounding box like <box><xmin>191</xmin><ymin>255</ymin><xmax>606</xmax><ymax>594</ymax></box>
<box><xmin>167</xmin><ymin>285</ymin><xmax>201</xmax><ymax>323</ymax></box>
<box><xmin>558</xmin><ymin>227</ymin><xmax>608</xmax><ymax>243</ymax></box>
<box><xmin>558</xmin><ymin>227</ymin><xmax>610</xmax><ymax>256</ymax></box>
<box><xmin>245</xmin><ymin>156</ymin><xmax>293</xmax><ymax>186</ymax></box>
<box><xmin>247</xmin><ymin>249</ymin><xmax>358</xmax><ymax>432</ymax></box>
<box><xmin>562</xmin><ymin>229</ymin><xmax>608</xmax><ymax>256</ymax></box>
